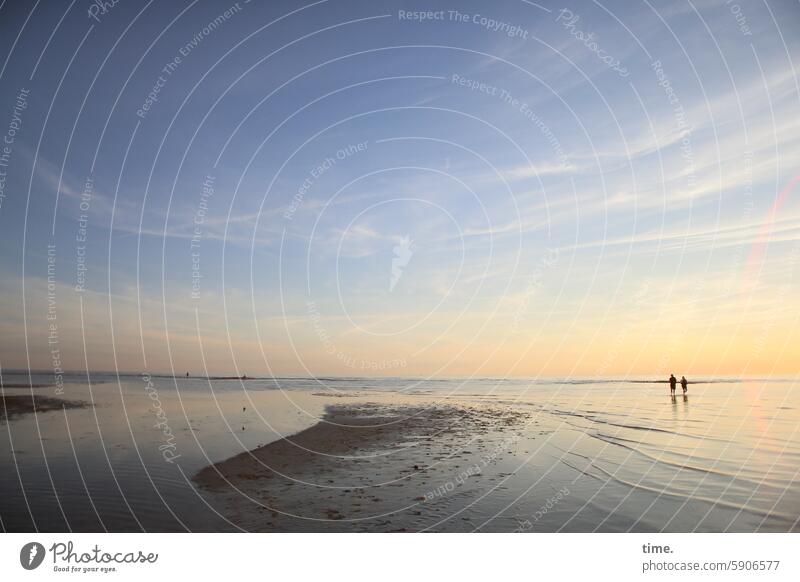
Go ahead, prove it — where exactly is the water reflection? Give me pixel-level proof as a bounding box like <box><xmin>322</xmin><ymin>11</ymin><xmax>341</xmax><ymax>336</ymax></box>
<box><xmin>0</xmin><ymin>374</ymin><xmax>797</xmax><ymax>532</ymax></box>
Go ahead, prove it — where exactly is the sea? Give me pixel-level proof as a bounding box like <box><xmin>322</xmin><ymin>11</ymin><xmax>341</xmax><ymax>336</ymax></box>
<box><xmin>1</xmin><ymin>370</ymin><xmax>797</xmax><ymax>532</ymax></box>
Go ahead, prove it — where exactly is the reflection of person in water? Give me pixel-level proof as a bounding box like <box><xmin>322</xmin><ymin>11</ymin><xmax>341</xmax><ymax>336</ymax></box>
<box><xmin>669</xmin><ymin>374</ymin><xmax>677</xmax><ymax>394</ymax></box>
<box><xmin>681</xmin><ymin>376</ymin><xmax>688</xmax><ymax>394</ymax></box>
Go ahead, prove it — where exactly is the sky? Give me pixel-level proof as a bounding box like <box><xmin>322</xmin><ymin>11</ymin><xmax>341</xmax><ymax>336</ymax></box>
<box><xmin>0</xmin><ymin>0</ymin><xmax>798</xmax><ymax>378</ymax></box>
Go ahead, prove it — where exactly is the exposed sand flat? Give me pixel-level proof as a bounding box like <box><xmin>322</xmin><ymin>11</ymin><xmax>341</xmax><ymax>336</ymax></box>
<box><xmin>0</xmin><ymin>394</ymin><xmax>90</xmax><ymax>421</ymax></box>
<box><xmin>194</xmin><ymin>402</ymin><xmax>530</xmax><ymax>531</ymax></box>
<box><xmin>3</xmin><ymin>376</ymin><xmax>796</xmax><ymax>532</ymax></box>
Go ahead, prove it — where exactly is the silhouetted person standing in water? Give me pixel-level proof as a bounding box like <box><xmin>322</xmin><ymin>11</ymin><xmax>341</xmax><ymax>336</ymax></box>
<box><xmin>669</xmin><ymin>374</ymin><xmax>677</xmax><ymax>394</ymax></box>
<box><xmin>681</xmin><ymin>376</ymin><xmax>688</xmax><ymax>394</ymax></box>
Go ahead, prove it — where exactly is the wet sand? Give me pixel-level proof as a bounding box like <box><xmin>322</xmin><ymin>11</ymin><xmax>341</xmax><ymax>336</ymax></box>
<box><xmin>3</xmin><ymin>374</ymin><xmax>796</xmax><ymax>532</ymax></box>
<box><xmin>0</xmin><ymin>394</ymin><xmax>89</xmax><ymax>421</ymax></box>
<box><xmin>194</xmin><ymin>401</ymin><xmax>530</xmax><ymax>531</ymax></box>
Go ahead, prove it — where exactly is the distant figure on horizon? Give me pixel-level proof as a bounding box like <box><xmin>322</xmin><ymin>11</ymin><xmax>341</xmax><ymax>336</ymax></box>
<box><xmin>681</xmin><ymin>376</ymin><xmax>688</xmax><ymax>394</ymax></box>
<box><xmin>669</xmin><ymin>374</ymin><xmax>677</xmax><ymax>394</ymax></box>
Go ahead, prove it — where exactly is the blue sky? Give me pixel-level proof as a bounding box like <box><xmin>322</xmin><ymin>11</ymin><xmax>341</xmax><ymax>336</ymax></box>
<box><xmin>0</xmin><ymin>0</ymin><xmax>798</xmax><ymax>377</ymax></box>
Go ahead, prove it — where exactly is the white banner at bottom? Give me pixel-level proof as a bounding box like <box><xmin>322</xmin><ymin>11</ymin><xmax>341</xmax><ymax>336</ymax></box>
<box><xmin>1</xmin><ymin>533</ymin><xmax>797</xmax><ymax>581</ymax></box>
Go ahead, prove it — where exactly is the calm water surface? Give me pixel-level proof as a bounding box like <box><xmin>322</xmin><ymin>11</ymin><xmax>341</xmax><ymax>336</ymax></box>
<box><xmin>1</xmin><ymin>372</ymin><xmax>797</xmax><ymax>532</ymax></box>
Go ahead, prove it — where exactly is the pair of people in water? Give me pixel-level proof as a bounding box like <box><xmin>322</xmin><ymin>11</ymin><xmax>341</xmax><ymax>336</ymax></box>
<box><xmin>669</xmin><ymin>374</ymin><xmax>688</xmax><ymax>394</ymax></box>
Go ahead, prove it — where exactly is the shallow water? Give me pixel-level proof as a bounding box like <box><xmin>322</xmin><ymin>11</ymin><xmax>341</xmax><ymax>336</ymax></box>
<box><xmin>1</xmin><ymin>372</ymin><xmax>797</xmax><ymax>532</ymax></box>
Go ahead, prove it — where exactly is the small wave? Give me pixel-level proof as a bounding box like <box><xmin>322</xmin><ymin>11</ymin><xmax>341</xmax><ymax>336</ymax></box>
<box><xmin>582</xmin><ymin>460</ymin><xmax>796</xmax><ymax>524</ymax></box>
